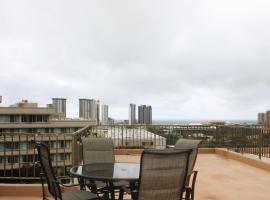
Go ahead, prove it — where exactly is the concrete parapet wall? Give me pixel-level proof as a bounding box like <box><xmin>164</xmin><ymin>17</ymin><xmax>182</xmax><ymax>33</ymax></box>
<box><xmin>114</xmin><ymin>148</ymin><xmax>215</xmax><ymax>155</ymax></box>
<box><xmin>0</xmin><ymin>184</ymin><xmax>78</xmax><ymax>197</ymax></box>
<box><xmin>114</xmin><ymin>149</ymin><xmax>143</xmax><ymax>155</ymax></box>
<box><xmin>215</xmin><ymin>148</ymin><xmax>270</xmax><ymax>172</ymax></box>
<box><xmin>114</xmin><ymin>148</ymin><xmax>270</xmax><ymax>172</ymax></box>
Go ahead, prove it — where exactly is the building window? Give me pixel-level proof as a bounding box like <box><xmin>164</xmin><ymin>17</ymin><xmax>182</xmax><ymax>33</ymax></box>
<box><xmin>10</xmin><ymin>115</ymin><xmax>19</xmax><ymax>123</ymax></box>
<box><xmin>22</xmin><ymin>115</ymin><xmax>31</xmax><ymax>123</ymax></box>
<box><xmin>65</xmin><ymin>141</ymin><xmax>71</xmax><ymax>148</ymax></box>
<box><xmin>142</xmin><ymin>141</ymin><xmax>154</xmax><ymax>146</ymax></box>
<box><xmin>7</xmin><ymin>156</ymin><xmax>19</xmax><ymax>164</ymax></box>
<box><xmin>20</xmin><ymin>142</ymin><xmax>27</xmax><ymax>150</ymax></box>
<box><xmin>61</xmin><ymin>128</ymin><xmax>67</xmax><ymax>133</ymax></box>
<box><xmin>59</xmin><ymin>141</ymin><xmax>65</xmax><ymax>148</ymax></box>
<box><xmin>0</xmin><ymin>115</ymin><xmax>10</xmax><ymax>123</ymax></box>
<box><xmin>37</xmin><ymin>115</ymin><xmax>43</xmax><ymax>122</ymax></box>
<box><xmin>42</xmin><ymin>115</ymin><xmax>49</xmax><ymax>122</ymax></box>
<box><xmin>0</xmin><ymin>144</ymin><xmax>4</xmax><ymax>151</ymax></box>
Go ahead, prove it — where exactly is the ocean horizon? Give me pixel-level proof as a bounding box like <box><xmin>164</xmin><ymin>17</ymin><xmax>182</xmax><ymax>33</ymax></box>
<box><xmin>115</xmin><ymin>119</ymin><xmax>257</xmax><ymax>125</ymax></box>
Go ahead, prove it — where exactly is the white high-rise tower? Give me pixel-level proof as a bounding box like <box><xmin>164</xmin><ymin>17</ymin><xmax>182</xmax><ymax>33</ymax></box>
<box><xmin>129</xmin><ymin>103</ymin><xmax>136</xmax><ymax>125</ymax></box>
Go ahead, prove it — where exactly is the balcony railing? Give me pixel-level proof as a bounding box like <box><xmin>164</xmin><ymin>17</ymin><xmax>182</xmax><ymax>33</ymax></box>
<box><xmin>0</xmin><ymin>124</ymin><xmax>270</xmax><ymax>182</ymax></box>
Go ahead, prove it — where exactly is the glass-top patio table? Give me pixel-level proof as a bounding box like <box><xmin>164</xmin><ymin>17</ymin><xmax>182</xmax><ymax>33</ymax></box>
<box><xmin>70</xmin><ymin>162</ymin><xmax>140</xmax><ymax>200</ymax></box>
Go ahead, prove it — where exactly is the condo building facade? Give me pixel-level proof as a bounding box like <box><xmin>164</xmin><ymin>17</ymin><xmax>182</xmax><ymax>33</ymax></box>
<box><xmin>257</xmin><ymin>111</ymin><xmax>270</xmax><ymax>126</ymax></box>
<box><xmin>100</xmin><ymin>104</ymin><xmax>109</xmax><ymax>125</ymax></box>
<box><xmin>79</xmin><ymin>99</ymin><xmax>100</xmax><ymax>123</ymax></box>
<box><xmin>0</xmin><ymin>100</ymin><xmax>95</xmax><ymax>181</ymax></box>
<box><xmin>138</xmin><ymin>105</ymin><xmax>152</xmax><ymax>125</ymax></box>
<box><xmin>129</xmin><ymin>103</ymin><xmax>136</xmax><ymax>125</ymax></box>
<box><xmin>52</xmin><ymin>98</ymin><xmax>67</xmax><ymax>118</ymax></box>
<box><xmin>258</xmin><ymin>112</ymin><xmax>266</xmax><ymax>125</ymax></box>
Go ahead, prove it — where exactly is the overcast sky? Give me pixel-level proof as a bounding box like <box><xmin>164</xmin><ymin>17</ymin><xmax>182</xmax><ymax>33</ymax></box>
<box><xmin>1</xmin><ymin>0</ymin><xmax>270</xmax><ymax>120</ymax></box>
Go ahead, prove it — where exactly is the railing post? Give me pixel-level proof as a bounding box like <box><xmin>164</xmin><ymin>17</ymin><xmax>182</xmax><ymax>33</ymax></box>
<box><xmin>215</xmin><ymin>126</ymin><xmax>218</xmax><ymax>148</ymax></box>
<box><xmin>259</xmin><ymin>127</ymin><xmax>262</xmax><ymax>160</ymax></box>
<box><xmin>121</xmin><ymin>125</ymin><xmax>124</xmax><ymax>147</ymax></box>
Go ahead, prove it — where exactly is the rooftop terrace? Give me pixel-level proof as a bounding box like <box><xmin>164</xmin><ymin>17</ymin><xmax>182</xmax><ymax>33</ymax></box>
<box><xmin>1</xmin><ymin>149</ymin><xmax>270</xmax><ymax>200</ymax></box>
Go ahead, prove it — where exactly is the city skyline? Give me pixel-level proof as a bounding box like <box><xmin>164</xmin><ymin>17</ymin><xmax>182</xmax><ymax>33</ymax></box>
<box><xmin>1</xmin><ymin>1</ymin><xmax>270</xmax><ymax>120</ymax></box>
<box><xmin>0</xmin><ymin>95</ymin><xmax>264</xmax><ymax>121</ymax></box>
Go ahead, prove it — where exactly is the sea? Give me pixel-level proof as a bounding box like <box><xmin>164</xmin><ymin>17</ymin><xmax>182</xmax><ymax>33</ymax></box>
<box><xmin>152</xmin><ymin>119</ymin><xmax>257</xmax><ymax>125</ymax></box>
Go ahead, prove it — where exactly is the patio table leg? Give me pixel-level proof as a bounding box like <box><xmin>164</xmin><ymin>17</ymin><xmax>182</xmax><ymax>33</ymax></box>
<box><xmin>129</xmin><ymin>181</ymin><xmax>138</xmax><ymax>200</ymax></box>
<box><xmin>109</xmin><ymin>181</ymin><xmax>115</xmax><ymax>200</ymax></box>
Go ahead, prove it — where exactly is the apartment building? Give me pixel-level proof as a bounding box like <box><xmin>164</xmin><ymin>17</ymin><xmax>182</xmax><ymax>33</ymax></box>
<box><xmin>79</xmin><ymin>99</ymin><xmax>99</xmax><ymax>123</ymax></box>
<box><xmin>100</xmin><ymin>104</ymin><xmax>109</xmax><ymax>125</ymax></box>
<box><xmin>129</xmin><ymin>103</ymin><xmax>136</xmax><ymax>125</ymax></box>
<box><xmin>258</xmin><ymin>112</ymin><xmax>266</xmax><ymax>125</ymax></box>
<box><xmin>0</xmin><ymin>100</ymin><xmax>95</xmax><ymax>181</ymax></box>
<box><xmin>52</xmin><ymin>98</ymin><xmax>67</xmax><ymax>118</ymax></box>
<box><xmin>138</xmin><ymin>105</ymin><xmax>152</xmax><ymax>125</ymax></box>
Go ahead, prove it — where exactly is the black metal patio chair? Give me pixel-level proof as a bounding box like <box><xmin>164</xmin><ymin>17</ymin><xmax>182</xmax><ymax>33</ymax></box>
<box><xmin>81</xmin><ymin>137</ymin><xmax>128</xmax><ymax>199</ymax></box>
<box><xmin>35</xmin><ymin>142</ymin><xmax>98</xmax><ymax>200</ymax></box>
<box><xmin>130</xmin><ymin>149</ymin><xmax>192</xmax><ymax>200</ymax></box>
<box><xmin>174</xmin><ymin>138</ymin><xmax>202</xmax><ymax>200</ymax></box>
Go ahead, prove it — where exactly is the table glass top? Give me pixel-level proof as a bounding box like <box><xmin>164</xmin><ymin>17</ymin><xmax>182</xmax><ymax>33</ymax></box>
<box><xmin>70</xmin><ymin>162</ymin><xmax>140</xmax><ymax>181</ymax></box>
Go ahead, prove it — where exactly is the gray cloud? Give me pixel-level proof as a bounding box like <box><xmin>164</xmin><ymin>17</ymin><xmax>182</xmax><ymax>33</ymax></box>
<box><xmin>1</xmin><ymin>0</ymin><xmax>270</xmax><ymax>120</ymax></box>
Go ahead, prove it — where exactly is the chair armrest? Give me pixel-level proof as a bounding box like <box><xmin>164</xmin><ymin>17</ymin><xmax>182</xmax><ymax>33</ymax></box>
<box><xmin>185</xmin><ymin>170</ymin><xmax>198</xmax><ymax>200</ymax></box>
<box><xmin>188</xmin><ymin>170</ymin><xmax>198</xmax><ymax>177</ymax></box>
<box><xmin>189</xmin><ymin>170</ymin><xmax>198</xmax><ymax>186</ymax></box>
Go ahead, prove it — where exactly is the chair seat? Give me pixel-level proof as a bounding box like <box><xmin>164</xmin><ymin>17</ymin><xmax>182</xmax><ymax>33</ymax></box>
<box><xmin>62</xmin><ymin>190</ymin><xmax>98</xmax><ymax>200</ymax></box>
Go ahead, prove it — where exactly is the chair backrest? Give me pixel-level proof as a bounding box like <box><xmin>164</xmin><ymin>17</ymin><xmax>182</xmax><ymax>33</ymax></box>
<box><xmin>82</xmin><ymin>138</ymin><xmax>115</xmax><ymax>164</ymax></box>
<box><xmin>138</xmin><ymin>149</ymin><xmax>191</xmax><ymax>200</ymax></box>
<box><xmin>36</xmin><ymin>142</ymin><xmax>62</xmax><ymax>200</ymax></box>
<box><xmin>174</xmin><ymin>139</ymin><xmax>202</xmax><ymax>174</ymax></box>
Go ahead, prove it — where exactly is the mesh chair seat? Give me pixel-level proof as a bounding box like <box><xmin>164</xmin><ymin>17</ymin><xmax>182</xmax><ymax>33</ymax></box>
<box><xmin>62</xmin><ymin>190</ymin><xmax>98</xmax><ymax>200</ymax></box>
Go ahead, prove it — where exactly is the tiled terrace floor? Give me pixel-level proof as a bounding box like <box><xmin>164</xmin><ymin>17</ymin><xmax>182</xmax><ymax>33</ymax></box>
<box><xmin>1</xmin><ymin>153</ymin><xmax>270</xmax><ymax>200</ymax></box>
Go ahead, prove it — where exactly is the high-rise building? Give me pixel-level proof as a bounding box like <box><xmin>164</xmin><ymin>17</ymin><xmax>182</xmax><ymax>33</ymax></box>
<box><xmin>52</xmin><ymin>98</ymin><xmax>66</xmax><ymax>118</ymax></box>
<box><xmin>258</xmin><ymin>113</ymin><xmax>266</xmax><ymax>125</ymax></box>
<box><xmin>265</xmin><ymin>111</ymin><xmax>270</xmax><ymax>126</ymax></box>
<box><xmin>138</xmin><ymin>105</ymin><xmax>146</xmax><ymax>124</ymax></box>
<box><xmin>100</xmin><ymin>104</ymin><xmax>109</xmax><ymax>125</ymax></box>
<box><xmin>145</xmin><ymin>106</ymin><xmax>152</xmax><ymax>125</ymax></box>
<box><xmin>138</xmin><ymin>105</ymin><xmax>152</xmax><ymax>125</ymax></box>
<box><xmin>96</xmin><ymin>100</ymin><xmax>100</xmax><ymax>124</ymax></box>
<box><xmin>79</xmin><ymin>99</ymin><xmax>99</xmax><ymax>123</ymax></box>
<box><xmin>129</xmin><ymin>104</ymin><xmax>136</xmax><ymax>125</ymax></box>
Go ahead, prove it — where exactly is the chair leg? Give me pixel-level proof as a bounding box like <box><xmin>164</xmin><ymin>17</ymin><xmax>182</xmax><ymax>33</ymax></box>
<box><xmin>108</xmin><ymin>182</ymin><xmax>115</xmax><ymax>200</ymax></box>
<box><xmin>119</xmin><ymin>188</ymin><xmax>124</xmax><ymax>200</ymax></box>
<box><xmin>185</xmin><ymin>187</ymin><xmax>191</xmax><ymax>200</ymax></box>
<box><xmin>40</xmin><ymin>172</ymin><xmax>48</xmax><ymax>200</ymax></box>
<box><xmin>78</xmin><ymin>177</ymin><xmax>86</xmax><ymax>190</ymax></box>
<box><xmin>129</xmin><ymin>182</ymin><xmax>138</xmax><ymax>200</ymax></box>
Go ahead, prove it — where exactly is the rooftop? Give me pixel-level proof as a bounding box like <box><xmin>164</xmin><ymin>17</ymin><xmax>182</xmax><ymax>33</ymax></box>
<box><xmin>1</xmin><ymin>149</ymin><xmax>270</xmax><ymax>200</ymax></box>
